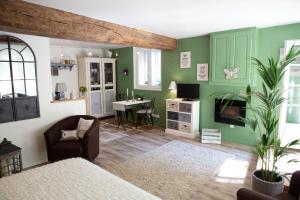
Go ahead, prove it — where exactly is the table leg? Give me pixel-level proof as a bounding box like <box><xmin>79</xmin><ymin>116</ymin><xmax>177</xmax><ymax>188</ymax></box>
<box><xmin>117</xmin><ymin>111</ymin><xmax>126</xmax><ymax>130</ymax></box>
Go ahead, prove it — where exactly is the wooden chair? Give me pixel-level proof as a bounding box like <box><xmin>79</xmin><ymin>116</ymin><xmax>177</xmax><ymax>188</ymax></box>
<box><xmin>136</xmin><ymin>97</ymin><xmax>155</xmax><ymax>128</ymax></box>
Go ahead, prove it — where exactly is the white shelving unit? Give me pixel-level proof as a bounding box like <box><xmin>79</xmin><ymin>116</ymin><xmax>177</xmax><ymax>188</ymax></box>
<box><xmin>165</xmin><ymin>99</ymin><xmax>200</xmax><ymax>138</ymax></box>
<box><xmin>78</xmin><ymin>57</ymin><xmax>116</xmax><ymax>118</ymax></box>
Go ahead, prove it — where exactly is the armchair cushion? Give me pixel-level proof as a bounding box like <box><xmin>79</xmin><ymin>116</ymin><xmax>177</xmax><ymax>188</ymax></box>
<box><xmin>60</xmin><ymin>129</ymin><xmax>79</xmax><ymax>141</ymax></box>
<box><xmin>77</xmin><ymin>118</ymin><xmax>94</xmax><ymax>138</ymax></box>
<box><xmin>50</xmin><ymin>140</ymin><xmax>83</xmax><ymax>161</ymax></box>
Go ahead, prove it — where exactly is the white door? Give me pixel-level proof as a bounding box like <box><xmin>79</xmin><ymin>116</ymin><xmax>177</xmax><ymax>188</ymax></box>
<box><xmin>279</xmin><ymin>40</ymin><xmax>300</xmax><ymax>149</ymax></box>
<box><xmin>102</xmin><ymin>59</ymin><xmax>115</xmax><ymax>115</ymax></box>
<box><xmin>87</xmin><ymin>58</ymin><xmax>103</xmax><ymax>117</ymax></box>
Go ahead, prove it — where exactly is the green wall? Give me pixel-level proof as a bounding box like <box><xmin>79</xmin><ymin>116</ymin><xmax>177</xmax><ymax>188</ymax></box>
<box><xmin>113</xmin><ymin>23</ymin><xmax>300</xmax><ymax>146</ymax></box>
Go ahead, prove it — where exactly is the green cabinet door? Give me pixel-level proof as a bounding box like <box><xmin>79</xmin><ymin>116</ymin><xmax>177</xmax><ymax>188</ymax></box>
<box><xmin>210</xmin><ymin>28</ymin><xmax>256</xmax><ymax>86</ymax></box>
<box><xmin>210</xmin><ymin>32</ymin><xmax>231</xmax><ymax>84</ymax></box>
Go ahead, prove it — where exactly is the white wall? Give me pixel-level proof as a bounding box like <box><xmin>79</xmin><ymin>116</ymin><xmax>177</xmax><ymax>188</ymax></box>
<box><xmin>50</xmin><ymin>46</ymin><xmax>107</xmax><ymax>98</ymax></box>
<box><xmin>0</xmin><ymin>32</ymin><xmax>86</xmax><ymax>168</ymax></box>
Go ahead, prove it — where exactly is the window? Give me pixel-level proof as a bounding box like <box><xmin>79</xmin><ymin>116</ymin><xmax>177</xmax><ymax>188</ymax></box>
<box><xmin>134</xmin><ymin>47</ymin><xmax>161</xmax><ymax>91</ymax></box>
<box><xmin>0</xmin><ymin>35</ymin><xmax>40</xmax><ymax>123</ymax></box>
<box><xmin>279</xmin><ymin>40</ymin><xmax>300</xmax><ymax>149</ymax></box>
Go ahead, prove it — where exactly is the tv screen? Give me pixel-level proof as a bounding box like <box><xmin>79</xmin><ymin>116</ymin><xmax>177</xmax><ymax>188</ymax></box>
<box><xmin>177</xmin><ymin>84</ymin><xmax>200</xmax><ymax>100</ymax></box>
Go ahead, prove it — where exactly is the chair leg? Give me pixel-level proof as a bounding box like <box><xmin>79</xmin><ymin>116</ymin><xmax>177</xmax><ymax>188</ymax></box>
<box><xmin>130</xmin><ymin>110</ymin><xmax>135</xmax><ymax>122</ymax></box>
<box><xmin>143</xmin><ymin>115</ymin><xmax>148</xmax><ymax>125</ymax></box>
<box><xmin>150</xmin><ymin>114</ymin><xmax>154</xmax><ymax>126</ymax></box>
<box><xmin>136</xmin><ymin>114</ymin><xmax>140</xmax><ymax>129</ymax></box>
<box><xmin>117</xmin><ymin>111</ymin><xmax>121</xmax><ymax>128</ymax></box>
<box><xmin>125</xmin><ymin>111</ymin><xmax>129</xmax><ymax>121</ymax></box>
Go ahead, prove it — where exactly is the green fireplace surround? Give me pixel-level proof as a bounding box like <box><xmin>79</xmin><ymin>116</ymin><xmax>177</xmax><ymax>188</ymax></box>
<box><xmin>112</xmin><ymin>23</ymin><xmax>300</xmax><ymax>146</ymax></box>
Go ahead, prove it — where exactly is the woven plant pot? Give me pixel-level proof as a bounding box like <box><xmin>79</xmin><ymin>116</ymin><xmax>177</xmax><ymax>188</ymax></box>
<box><xmin>252</xmin><ymin>170</ymin><xmax>284</xmax><ymax>196</ymax></box>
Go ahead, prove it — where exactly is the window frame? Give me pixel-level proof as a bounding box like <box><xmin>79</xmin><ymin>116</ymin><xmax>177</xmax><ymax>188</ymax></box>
<box><xmin>133</xmin><ymin>47</ymin><xmax>161</xmax><ymax>91</ymax></box>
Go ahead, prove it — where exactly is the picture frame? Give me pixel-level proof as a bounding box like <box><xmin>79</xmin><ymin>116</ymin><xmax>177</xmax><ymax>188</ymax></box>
<box><xmin>180</xmin><ymin>51</ymin><xmax>191</xmax><ymax>68</ymax></box>
<box><xmin>197</xmin><ymin>63</ymin><xmax>208</xmax><ymax>81</ymax></box>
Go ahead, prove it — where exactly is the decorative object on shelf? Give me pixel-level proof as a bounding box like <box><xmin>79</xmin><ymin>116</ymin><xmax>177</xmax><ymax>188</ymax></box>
<box><xmin>197</xmin><ymin>63</ymin><xmax>208</xmax><ymax>81</ymax></box>
<box><xmin>70</xmin><ymin>89</ymin><xmax>76</xmax><ymax>100</ymax></box>
<box><xmin>201</xmin><ymin>129</ymin><xmax>221</xmax><ymax>144</ymax></box>
<box><xmin>115</xmin><ymin>51</ymin><xmax>119</xmax><ymax>57</ymax></box>
<box><xmin>220</xmin><ymin>46</ymin><xmax>300</xmax><ymax>196</ymax></box>
<box><xmin>87</xmin><ymin>51</ymin><xmax>93</xmax><ymax>57</ymax></box>
<box><xmin>79</xmin><ymin>86</ymin><xmax>87</xmax><ymax>97</ymax></box>
<box><xmin>224</xmin><ymin>67</ymin><xmax>239</xmax><ymax>79</ymax></box>
<box><xmin>55</xmin><ymin>83</ymin><xmax>67</xmax><ymax>100</ymax></box>
<box><xmin>106</xmin><ymin>50</ymin><xmax>113</xmax><ymax>58</ymax></box>
<box><xmin>51</xmin><ymin>67</ymin><xmax>59</xmax><ymax>76</ymax></box>
<box><xmin>180</xmin><ymin>51</ymin><xmax>191</xmax><ymax>68</ymax></box>
<box><xmin>123</xmin><ymin>69</ymin><xmax>129</xmax><ymax>76</ymax></box>
<box><xmin>0</xmin><ymin>138</ymin><xmax>22</xmax><ymax>178</ymax></box>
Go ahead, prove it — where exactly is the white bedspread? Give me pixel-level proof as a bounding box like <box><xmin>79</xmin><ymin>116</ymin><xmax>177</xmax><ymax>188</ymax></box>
<box><xmin>0</xmin><ymin>158</ymin><xmax>160</xmax><ymax>200</ymax></box>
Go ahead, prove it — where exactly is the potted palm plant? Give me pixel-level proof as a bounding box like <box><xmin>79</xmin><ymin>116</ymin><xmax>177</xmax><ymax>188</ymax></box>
<box><xmin>220</xmin><ymin>46</ymin><xmax>300</xmax><ymax>196</ymax></box>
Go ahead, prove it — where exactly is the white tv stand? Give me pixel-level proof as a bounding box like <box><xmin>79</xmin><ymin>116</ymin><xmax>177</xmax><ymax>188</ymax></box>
<box><xmin>165</xmin><ymin>99</ymin><xmax>200</xmax><ymax>138</ymax></box>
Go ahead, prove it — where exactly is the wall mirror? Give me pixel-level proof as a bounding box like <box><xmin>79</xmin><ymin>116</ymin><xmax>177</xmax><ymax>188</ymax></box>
<box><xmin>0</xmin><ymin>35</ymin><xmax>39</xmax><ymax>123</ymax></box>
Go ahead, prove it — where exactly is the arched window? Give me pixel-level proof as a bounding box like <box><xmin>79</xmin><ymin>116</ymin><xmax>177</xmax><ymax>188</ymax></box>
<box><xmin>0</xmin><ymin>35</ymin><xmax>39</xmax><ymax>123</ymax></box>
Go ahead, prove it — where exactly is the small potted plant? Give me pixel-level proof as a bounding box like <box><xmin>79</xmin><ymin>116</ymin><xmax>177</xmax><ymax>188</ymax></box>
<box><xmin>79</xmin><ymin>86</ymin><xmax>87</xmax><ymax>97</ymax></box>
<box><xmin>220</xmin><ymin>46</ymin><xmax>300</xmax><ymax>196</ymax></box>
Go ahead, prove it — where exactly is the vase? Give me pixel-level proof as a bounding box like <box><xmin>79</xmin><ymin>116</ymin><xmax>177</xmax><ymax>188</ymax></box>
<box><xmin>252</xmin><ymin>170</ymin><xmax>284</xmax><ymax>196</ymax></box>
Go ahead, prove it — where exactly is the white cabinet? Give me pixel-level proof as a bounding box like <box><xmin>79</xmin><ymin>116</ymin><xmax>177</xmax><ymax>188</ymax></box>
<box><xmin>78</xmin><ymin>57</ymin><xmax>116</xmax><ymax>118</ymax></box>
<box><xmin>165</xmin><ymin>99</ymin><xmax>200</xmax><ymax>138</ymax></box>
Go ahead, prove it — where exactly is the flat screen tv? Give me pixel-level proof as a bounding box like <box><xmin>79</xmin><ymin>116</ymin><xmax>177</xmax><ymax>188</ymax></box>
<box><xmin>177</xmin><ymin>84</ymin><xmax>200</xmax><ymax>100</ymax></box>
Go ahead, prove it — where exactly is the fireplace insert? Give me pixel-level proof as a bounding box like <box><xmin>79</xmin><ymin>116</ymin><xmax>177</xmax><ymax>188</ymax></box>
<box><xmin>214</xmin><ymin>99</ymin><xmax>246</xmax><ymax>127</ymax></box>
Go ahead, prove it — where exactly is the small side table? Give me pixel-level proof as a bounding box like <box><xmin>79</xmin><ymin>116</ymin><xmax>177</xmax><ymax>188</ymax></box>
<box><xmin>0</xmin><ymin>138</ymin><xmax>22</xmax><ymax>178</ymax></box>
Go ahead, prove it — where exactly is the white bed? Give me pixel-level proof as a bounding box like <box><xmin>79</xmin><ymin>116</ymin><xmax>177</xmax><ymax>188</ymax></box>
<box><xmin>0</xmin><ymin>158</ymin><xmax>160</xmax><ymax>200</ymax></box>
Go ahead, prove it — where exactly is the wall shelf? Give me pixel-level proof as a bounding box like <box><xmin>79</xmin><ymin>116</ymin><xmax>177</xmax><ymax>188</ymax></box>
<box><xmin>51</xmin><ymin>63</ymin><xmax>77</xmax><ymax>71</ymax></box>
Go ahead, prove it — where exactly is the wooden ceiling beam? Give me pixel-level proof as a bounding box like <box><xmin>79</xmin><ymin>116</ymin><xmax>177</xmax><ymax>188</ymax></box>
<box><xmin>0</xmin><ymin>1</ymin><xmax>177</xmax><ymax>50</ymax></box>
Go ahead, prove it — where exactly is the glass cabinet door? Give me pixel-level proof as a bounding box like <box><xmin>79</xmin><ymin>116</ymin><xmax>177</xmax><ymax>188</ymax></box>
<box><xmin>89</xmin><ymin>62</ymin><xmax>101</xmax><ymax>86</ymax></box>
<box><xmin>103</xmin><ymin>62</ymin><xmax>114</xmax><ymax>85</ymax></box>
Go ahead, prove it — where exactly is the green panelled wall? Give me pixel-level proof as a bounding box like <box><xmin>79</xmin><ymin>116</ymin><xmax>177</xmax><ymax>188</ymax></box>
<box><xmin>113</xmin><ymin>23</ymin><xmax>300</xmax><ymax>146</ymax></box>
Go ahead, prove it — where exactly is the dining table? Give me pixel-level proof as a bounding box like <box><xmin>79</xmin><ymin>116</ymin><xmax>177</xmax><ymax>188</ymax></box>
<box><xmin>112</xmin><ymin>99</ymin><xmax>151</xmax><ymax>129</ymax></box>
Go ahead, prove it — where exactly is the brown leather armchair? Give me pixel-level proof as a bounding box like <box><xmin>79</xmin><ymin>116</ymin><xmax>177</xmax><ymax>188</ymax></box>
<box><xmin>44</xmin><ymin>115</ymin><xmax>99</xmax><ymax>162</ymax></box>
<box><xmin>237</xmin><ymin>171</ymin><xmax>300</xmax><ymax>200</ymax></box>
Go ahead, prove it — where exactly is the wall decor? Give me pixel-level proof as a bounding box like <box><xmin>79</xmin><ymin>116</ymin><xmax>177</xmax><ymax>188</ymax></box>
<box><xmin>180</xmin><ymin>51</ymin><xmax>191</xmax><ymax>68</ymax></box>
<box><xmin>0</xmin><ymin>35</ymin><xmax>40</xmax><ymax>123</ymax></box>
<box><xmin>224</xmin><ymin>67</ymin><xmax>239</xmax><ymax>80</ymax></box>
<box><xmin>123</xmin><ymin>69</ymin><xmax>129</xmax><ymax>76</ymax></box>
<box><xmin>197</xmin><ymin>63</ymin><xmax>208</xmax><ymax>81</ymax></box>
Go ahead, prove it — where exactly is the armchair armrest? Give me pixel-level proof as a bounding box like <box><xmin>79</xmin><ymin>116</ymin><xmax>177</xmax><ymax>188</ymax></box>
<box><xmin>289</xmin><ymin>171</ymin><xmax>300</xmax><ymax>198</ymax></box>
<box><xmin>44</xmin><ymin>123</ymin><xmax>63</xmax><ymax>147</ymax></box>
<box><xmin>237</xmin><ymin>188</ymin><xmax>276</xmax><ymax>200</ymax></box>
<box><xmin>82</xmin><ymin>120</ymin><xmax>100</xmax><ymax>161</ymax></box>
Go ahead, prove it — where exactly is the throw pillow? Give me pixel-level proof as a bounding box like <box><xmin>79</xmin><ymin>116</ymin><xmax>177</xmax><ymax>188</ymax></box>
<box><xmin>60</xmin><ymin>130</ymin><xmax>79</xmax><ymax>141</ymax></box>
<box><xmin>77</xmin><ymin>118</ymin><xmax>94</xmax><ymax>138</ymax></box>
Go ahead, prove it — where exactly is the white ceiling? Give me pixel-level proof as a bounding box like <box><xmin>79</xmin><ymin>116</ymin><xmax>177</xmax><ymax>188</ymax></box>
<box><xmin>25</xmin><ymin>0</ymin><xmax>300</xmax><ymax>39</ymax></box>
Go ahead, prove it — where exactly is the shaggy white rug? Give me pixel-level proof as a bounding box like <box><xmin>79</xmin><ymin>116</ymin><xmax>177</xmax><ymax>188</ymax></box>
<box><xmin>110</xmin><ymin>141</ymin><xmax>243</xmax><ymax>200</ymax></box>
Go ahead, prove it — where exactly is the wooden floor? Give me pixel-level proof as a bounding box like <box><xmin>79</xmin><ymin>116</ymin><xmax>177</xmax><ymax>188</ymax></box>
<box><xmin>95</xmin><ymin>118</ymin><xmax>258</xmax><ymax>200</ymax></box>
